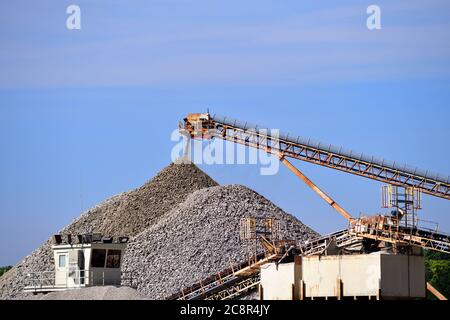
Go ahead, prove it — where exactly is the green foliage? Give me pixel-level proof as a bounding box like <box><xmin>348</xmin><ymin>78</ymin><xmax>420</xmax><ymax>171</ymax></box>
<box><xmin>0</xmin><ymin>266</ymin><xmax>13</xmax><ymax>277</ymax></box>
<box><xmin>425</xmin><ymin>251</ymin><xmax>450</xmax><ymax>300</ymax></box>
<box><xmin>425</xmin><ymin>250</ymin><xmax>450</xmax><ymax>261</ymax></box>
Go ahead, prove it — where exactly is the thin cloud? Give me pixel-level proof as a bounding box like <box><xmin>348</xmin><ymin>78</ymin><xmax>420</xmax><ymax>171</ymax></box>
<box><xmin>1</xmin><ymin>1</ymin><xmax>449</xmax><ymax>88</ymax></box>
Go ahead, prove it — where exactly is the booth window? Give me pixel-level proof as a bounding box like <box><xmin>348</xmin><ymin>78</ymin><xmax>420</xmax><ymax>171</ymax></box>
<box><xmin>91</xmin><ymin>249</ymin><xmax>106</xmax><ymax>268</ymax></box>
<box><xmin>106</xmin><ymin>250</ymin><xmax>121</xmax><ymax>268</ymax></box>
<box><xmin>58</xmin><ymin>255</ymin><xmax>66</xmax><ymax>268</ymax></box>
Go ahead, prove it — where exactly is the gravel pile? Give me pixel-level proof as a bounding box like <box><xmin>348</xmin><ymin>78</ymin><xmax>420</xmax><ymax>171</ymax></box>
<box><xmin>63</xmin><ymin>162</ymin><xmax>219</xmax><ymax>237</ymax></box>
<box><xmin>0</xmin><ymin>242</ymin><xmax>55</xmax><ymax>299</ymax></box>
<box><xmin>0</xmin><ymin>162</ymin><xmax>217</xmax><ymax>299</ymax></box>
<box><xmin>122</xmin><ymin>184</ymin><xmax>318</xmax><ymax>300</ymax></box>
<box><xmin>0</xmin><ymin>162</ymin><xmax>318</xmax><ymax>300</ymax></box>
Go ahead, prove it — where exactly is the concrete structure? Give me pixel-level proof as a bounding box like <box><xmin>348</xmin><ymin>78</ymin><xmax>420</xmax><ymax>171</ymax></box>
<box><xmin>260</xmin><ymin>253</ymin><xmax>426</xmax><ymax>300</ymax></box>
<box><xmin>24</xmin><ymin>236</ymin><xmax>128</xmax><ymax>293</ymax></box>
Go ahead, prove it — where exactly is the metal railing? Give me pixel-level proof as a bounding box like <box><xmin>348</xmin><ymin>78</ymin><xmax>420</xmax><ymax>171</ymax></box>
<box><xmin>24</xmin><ymin>270</ymin><xmax>94</xmax><ymax>291</ymax></box>
<box><xmin>168</xmin><ymin>252</ymin><xmax>281</xmax><ymax>301</ymax></box>
<box><xmin>24</xmin><ymin>271</ymin><xmax>57</xmax><ymax>290</ymax></box>
<box><xmin>349</xmin><ymin>216</ymin><xmax>450</xmax><ymax>254</ymax></box>
<box><xmin>23</xmin><ymin>270</ymin><xmax>136</xmax><ymax>292</ymax></box>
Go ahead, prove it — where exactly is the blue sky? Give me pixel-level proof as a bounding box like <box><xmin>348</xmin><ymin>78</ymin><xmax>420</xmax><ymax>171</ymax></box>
<box><xmin>1</xmin><ymin>1</ymin><xmax>450</xmax><ymax>265</ymax></box>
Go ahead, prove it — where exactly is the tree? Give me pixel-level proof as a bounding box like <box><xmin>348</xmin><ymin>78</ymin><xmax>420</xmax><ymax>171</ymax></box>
<box><xmin>425</xmin><ymin>251</ymin><xmax>450</xmax><ymax>300</ymax></box>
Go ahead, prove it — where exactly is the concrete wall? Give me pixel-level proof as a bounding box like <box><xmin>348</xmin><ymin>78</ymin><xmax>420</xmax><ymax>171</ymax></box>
<box><xmin>302</xmin><ymin>254</ymin><xmax>381</xmax><ymax>298</ymax></box>
<box><xmin>260</xmin><ymin>253</ymin><xmax>425</xmax><ymax>300</ymax></box>
<box><xmin>260</xmin><ymin>262</ymin><xmax>301</xmax><ymax>300</ymax></box>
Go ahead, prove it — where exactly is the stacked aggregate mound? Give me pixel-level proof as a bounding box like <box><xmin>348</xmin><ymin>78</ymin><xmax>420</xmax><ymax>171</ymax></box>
<box><xmin>0</xmin><ymin>163</ymin><xmax>218</xmax><ymax>299</ymax></box>
<box><xmin>122</xmin><ymin>185</ymin><xmax>319</xmax><ymax>300</ymax></box>
<box><xmin>63</xmin><ymin>163</ymin><xmax>218</xmax><ymax>236</ymax></box>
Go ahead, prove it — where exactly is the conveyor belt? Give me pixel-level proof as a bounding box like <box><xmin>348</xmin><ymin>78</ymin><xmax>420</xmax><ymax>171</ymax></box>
<box><xmin>205</xmin><ymin>274</ymin><xmax>260</xmax><ymax>301</ymax></box>
<box><xmin>208</xmin><ymin>115</ymin><xmax>450</xmax><ymax>200</ymax></box>
<box><xmin>167</xmin><ymin>253</ymin><xmax>280</xmax><ymax>300</ymax></box>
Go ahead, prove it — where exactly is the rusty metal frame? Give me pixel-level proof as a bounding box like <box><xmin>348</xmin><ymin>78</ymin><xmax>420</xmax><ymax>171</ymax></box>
<box><xmin>349</xmin><ymin>216</ymin><xmax>450</xmax><ymax>254</ymax></box>
<box><xmin>280</xmin><ymin>156</ymin><xmax>352</xmax><ymax>220</ymax></box>
<box><xmin>205</xmin><ymin>121</ymin><xmax>450</xmax><ymax>200</ymax></box>
<box><xmin>205</xmin><ymin>274</ymin><xmax>260</xmax><ymax>300</ymax></box>
<box><xmin>169</xmin><ymin>252</ymin><xmax>281</xmax><ymax>300</ymax></box>
<box><xmin>176</xmin><ymin>114</ymin><xmax>450</xmax><ymax>301</ymax></box>
<box><xmin>427</xmin><ymin>282</ymin><xmax>448</xmax><ymax>300</ymax></box>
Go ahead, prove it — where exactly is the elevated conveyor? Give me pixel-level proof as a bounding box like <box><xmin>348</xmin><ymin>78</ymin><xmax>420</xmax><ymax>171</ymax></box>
<box><xmin>176</xmin><ymin>112</ymin><xmax>450</xmax><ymax>301</ymax></box>
<box><xmin>180</xmin><ymin>113</ymin><xmax>450</xmax><ymax>200</ymax></box>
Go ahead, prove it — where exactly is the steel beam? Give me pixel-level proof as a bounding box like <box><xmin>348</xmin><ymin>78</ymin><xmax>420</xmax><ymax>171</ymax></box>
<box><xmin>209</xmin><ymin>120</ymin><xmax>450</xmax><ymax>201</ymax></box>
<box><xmin>279</xmin><ymin>156</ymin><xmax>352</xmax><ymax>221</ymax></box>
<box><xmin>427</xmin><ymin>282</ymin><xmax>448</xmax><ymax>301</ymax></box>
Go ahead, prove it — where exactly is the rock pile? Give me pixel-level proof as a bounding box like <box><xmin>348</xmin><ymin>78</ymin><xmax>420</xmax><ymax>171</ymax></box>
<box><xmin>63</xmin><ymin>162</ymin><xmax>219</xmax><ymax>237</ymax></box>
<box><xmin>0</xmin><ymin>162</ymin><xmax>318</xmax><ymax>300</ymax></box>
<box><xmin>122</xmin><ymin>185</ymin><xmax>318</xmax><ymax>300</ymax></box>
